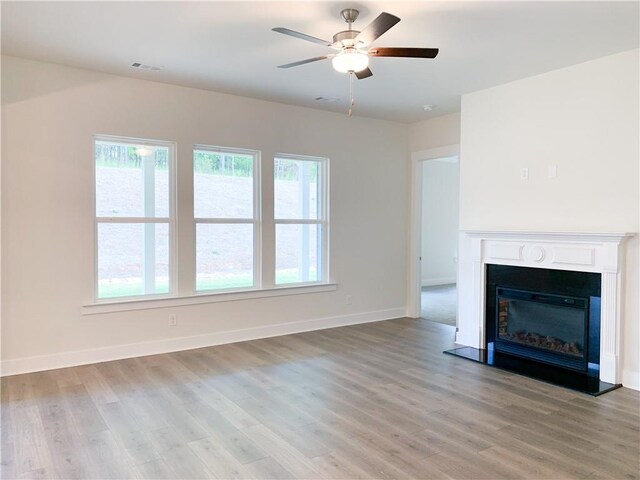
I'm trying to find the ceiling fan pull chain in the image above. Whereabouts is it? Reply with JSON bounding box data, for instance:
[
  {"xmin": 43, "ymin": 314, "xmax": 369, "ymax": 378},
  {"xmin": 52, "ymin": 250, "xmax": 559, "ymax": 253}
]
[{"xmin": 348, "ymin": 72, "xmax": 355, "ymax": 117}]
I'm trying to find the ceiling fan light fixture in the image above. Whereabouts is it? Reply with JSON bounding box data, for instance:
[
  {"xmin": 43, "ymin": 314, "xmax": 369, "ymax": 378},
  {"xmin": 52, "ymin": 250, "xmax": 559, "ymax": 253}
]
[{"xmin": 332, "ymin": 48, "xmax": 369, "ymax": 73}]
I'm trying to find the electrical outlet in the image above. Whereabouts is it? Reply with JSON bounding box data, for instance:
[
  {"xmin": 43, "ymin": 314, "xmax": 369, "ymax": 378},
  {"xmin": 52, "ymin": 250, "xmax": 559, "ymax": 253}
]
[
  {"xmin": 345, "ymin": 295, "xmax": 353, "ymax": 305},
  {"xmin": 169, "ymin": 314, "xmax": 177, "ymax": 326}
]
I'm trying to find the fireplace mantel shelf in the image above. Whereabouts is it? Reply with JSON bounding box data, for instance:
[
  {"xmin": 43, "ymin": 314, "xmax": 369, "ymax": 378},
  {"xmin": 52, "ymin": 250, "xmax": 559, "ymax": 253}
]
[{"xmin": 462, "ymin": 230, "xmax": 635, "ymax": 243}]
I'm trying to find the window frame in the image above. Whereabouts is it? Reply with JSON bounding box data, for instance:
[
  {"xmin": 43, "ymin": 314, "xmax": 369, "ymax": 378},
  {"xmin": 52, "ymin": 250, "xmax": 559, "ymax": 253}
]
[
  {"xmin": 93, "ymin": 134, "xmax": 177, "ymax": 302},
  {"xmin": 193, "ymin": 144, "xmax": 262, "ymax": 294},
  {"xmin": 86, "ymin": 140, "xmax": 334, "ymax": 313},
  {"xmin": 274, "ymin": 153, "xmax": 329, "ymax": 286}
]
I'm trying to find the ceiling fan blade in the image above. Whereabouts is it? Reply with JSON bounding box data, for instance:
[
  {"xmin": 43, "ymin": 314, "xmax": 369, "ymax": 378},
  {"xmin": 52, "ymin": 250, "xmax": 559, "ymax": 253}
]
[
  {"xmin": 354, "ymin": 12, "xmax": 400, "ymax": 46},
  {"xmin": 368, "ymin": 47, "xmax": 439, "ymax": 58},
  {"xmin": 355, "ymin": 67, "xmax": 373, "ymax": 80},
  {"xmin": 277, "ymin": 55, "xmax": 332, "ymax": 69},
  {"xmin": 272, "ymin": 27, "xmax": 332, "ymax": 47}
]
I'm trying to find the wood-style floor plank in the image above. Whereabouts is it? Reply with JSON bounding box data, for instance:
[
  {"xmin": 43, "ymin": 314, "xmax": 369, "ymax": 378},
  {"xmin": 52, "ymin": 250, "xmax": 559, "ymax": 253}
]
[{"xmin": 2, "ymin": 318, "xmax": 639, "ymax": 479}]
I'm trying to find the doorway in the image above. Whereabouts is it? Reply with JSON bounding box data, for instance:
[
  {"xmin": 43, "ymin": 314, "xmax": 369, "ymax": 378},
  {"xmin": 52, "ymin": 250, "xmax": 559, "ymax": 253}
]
[
  {"xmin": 420, "ymin": 156, "xmax": 459, "ymax": 325},
  {"xmin": 408, "ymin": 145, "xmax": 460, "ymax": 326}
]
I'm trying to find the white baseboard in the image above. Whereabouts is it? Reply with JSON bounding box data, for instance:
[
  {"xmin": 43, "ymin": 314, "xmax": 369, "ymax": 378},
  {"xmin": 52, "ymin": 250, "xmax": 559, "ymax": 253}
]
[
  {"xmin": 421, "ymin": 277, "xmax": 456, "ymax": 287},
  {"xmin": 623, "ymin": 369, "xmax": 640, "ymax": 391},
  {"xmin": 0, "ymin": 307, "xmax": 405, "ymax": 377}
]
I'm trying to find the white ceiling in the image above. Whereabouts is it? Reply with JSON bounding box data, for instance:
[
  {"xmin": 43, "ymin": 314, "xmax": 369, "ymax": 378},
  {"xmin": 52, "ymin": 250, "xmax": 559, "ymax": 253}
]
[{"xmin": 2, "ymin": 1, "xmax": 638, "ymax": 123}]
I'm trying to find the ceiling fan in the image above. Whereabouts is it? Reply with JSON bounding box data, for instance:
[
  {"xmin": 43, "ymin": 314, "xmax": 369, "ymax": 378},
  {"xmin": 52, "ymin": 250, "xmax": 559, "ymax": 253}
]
[{"xmin": 272, "ymin": 8, "xmax": 439, "ymax": 80}]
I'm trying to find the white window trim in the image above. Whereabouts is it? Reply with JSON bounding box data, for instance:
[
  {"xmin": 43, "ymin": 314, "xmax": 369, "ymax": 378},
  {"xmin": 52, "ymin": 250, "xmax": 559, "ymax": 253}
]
[
  {"xmin": 93, "ymin": 135, "xmax": 177, "ymax": 303},
  {"xmin": 193, "ymin": 145, "xmax": 262, "ymax": 294},
  {"xmin": 86, "ymin": 143, "xmax": 334, "ymax": 313},
  {"xmin": 274, "ymin": 153, "xmax": 329, "ymax": 286}
]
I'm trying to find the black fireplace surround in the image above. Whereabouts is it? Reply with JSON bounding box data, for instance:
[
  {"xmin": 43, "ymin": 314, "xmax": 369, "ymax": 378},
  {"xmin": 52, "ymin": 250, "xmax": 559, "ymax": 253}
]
[
  {"xmin": 444, "ymin": 264, "xmax": 620, "ymax": 395},
  {"xmin": 486, "ymin": 265, "xmax": 601, "ymax": 376}
]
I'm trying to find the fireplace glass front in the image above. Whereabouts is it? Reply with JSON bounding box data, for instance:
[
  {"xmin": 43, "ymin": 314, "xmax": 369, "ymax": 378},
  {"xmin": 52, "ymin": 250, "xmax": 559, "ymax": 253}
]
[{"xmin": 495, "ymin": 287, "xmax": 589, "ymax": 372}]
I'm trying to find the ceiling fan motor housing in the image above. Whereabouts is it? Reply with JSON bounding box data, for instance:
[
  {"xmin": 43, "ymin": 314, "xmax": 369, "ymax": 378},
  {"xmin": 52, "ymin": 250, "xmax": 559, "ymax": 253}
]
[{"xmin": 333, "ymin": 30, "xmax": 360, "ymax": 46}]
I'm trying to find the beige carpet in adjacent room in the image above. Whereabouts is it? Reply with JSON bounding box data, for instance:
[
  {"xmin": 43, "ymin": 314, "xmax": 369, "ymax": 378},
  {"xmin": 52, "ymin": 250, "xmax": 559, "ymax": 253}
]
[{"xmin": 421, "ymin": 283, "xmax": 457, "ymax": 326}]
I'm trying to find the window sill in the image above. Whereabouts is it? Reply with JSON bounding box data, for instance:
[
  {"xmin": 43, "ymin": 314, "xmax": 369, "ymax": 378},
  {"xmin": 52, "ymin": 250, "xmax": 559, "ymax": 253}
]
[{"xmin": 81, "ymin": 283, "xmax": 337, "ymax": 315}]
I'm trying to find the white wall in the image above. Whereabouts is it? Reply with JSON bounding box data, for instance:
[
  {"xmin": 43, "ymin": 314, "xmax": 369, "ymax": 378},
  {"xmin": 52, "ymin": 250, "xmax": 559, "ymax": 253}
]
[
  {"xmin": 409, "ymin": 113, "xmax": 460, "ymax": 152},
  {"xmin": 1, "ymin": 56, "xmax": 409, "ymax": 374},
  {"xmin": 459, "ymin": 49, "xmax": 640, "ymax": 389},
  {"xmin": 421, "ymin": 160, "xmax": 459, "ymax": 285}
]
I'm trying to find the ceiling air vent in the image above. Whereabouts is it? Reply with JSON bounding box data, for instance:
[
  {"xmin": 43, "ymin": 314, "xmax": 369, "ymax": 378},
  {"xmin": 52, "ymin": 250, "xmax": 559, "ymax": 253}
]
[
  {"xmin": 314, "ymin": 96, "xmax": 339, "ymax": 103},
  {"xmin": 130, "ymin": 62, "xmax": 163, "ymax": 72}
]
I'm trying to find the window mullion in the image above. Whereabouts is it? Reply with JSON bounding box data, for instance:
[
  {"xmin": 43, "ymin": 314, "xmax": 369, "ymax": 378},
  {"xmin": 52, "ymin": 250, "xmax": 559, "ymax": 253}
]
[
  {"xmin": 195, "ymin": 218, "xmax": 255, "ymax": 224},
  {"xmin": 254, "ymin": 152, "xmax": 262, "ymax": 289},
  {"xmin": 273, "ymin": 219, "xmax": 322, "ymax": 225},
  {"xmin": 261, "ymin": 152, "xmax": 276, "ymax": 289},
  {"xmin": 96, "ymin": 217, "xmax": 170, "ymax": 224}
]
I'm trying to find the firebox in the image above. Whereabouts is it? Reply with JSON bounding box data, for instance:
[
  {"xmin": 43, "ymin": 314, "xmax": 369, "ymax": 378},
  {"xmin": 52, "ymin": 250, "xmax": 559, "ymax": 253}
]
[{"xmin": 495, "ymin": 287, "xmax": 589, "ymax": 372}]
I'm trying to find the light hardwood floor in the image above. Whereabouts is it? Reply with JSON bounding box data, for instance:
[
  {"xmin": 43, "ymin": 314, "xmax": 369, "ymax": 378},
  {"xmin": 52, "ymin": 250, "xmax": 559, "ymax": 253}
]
[{"xmin": 1, "ymin": 318, "xmax": 639, "ymax": 479}]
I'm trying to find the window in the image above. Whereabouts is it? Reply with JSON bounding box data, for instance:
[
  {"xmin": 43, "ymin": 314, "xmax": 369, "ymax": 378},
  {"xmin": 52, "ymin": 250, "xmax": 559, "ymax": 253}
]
[
  {"xmin": 94, "ymin": 136, "xmax": 175, "ymax": 299},
  {"xmin": 194, "ymin": 146, "xmax": 260, "ymax": 292},
  {"xmin": 274, "ymin": 155, "xmax": 328, "ymax": 285},
  {"xmin": 91, "ymin": 138, "xmax": 330, "ymax": 309}
]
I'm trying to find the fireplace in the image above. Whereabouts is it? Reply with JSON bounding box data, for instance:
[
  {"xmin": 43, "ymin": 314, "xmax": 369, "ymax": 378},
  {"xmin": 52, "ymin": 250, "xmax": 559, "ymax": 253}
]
[{"xmin": 448, "ymin": 230, "xmax": 631, "ymax": 394}]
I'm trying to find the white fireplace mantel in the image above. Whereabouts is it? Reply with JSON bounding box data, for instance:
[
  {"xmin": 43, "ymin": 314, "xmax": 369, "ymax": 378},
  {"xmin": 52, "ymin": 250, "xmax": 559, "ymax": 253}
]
[{"xmin": 456, "ymin": 230, "xmax": 634, "ymax": 384}]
